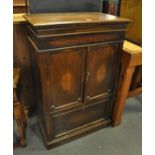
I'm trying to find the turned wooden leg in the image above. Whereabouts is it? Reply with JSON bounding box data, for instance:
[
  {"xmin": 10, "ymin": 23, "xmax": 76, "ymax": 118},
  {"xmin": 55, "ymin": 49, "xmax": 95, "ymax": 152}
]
[
  {"xmin": 112, "ymin": 66, "xmax": 135, "ymax": 126},
  {"xmin": 13, "ymin": 68, "xmax": 28, "ymax": 148},
  {"xmin": 14, "ymin": 102, "xmax": 28, "ymax": 147},
  {"xmin": 16, "ymin": 120, "xmax": 27, "ymax": 147}
]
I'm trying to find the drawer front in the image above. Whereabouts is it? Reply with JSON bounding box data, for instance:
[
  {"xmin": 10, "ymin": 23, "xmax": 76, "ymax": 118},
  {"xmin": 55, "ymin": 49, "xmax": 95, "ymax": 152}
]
[
  {"xmin": 52, "ymin": 100, "xmax": 112, "ymax": 136},
  {"xmin": 30, "ymin": 31, "xmax": 124, "ymax": 51}
]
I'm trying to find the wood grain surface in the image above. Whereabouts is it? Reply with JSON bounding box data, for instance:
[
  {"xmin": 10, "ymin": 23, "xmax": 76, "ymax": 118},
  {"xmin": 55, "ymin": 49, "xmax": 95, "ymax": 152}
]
[
  {"xmin": 24, "ymin": 12, "xmax": 129, "ymax": 27},
  {"xmin": 120, "ymin": 0, "xmax": 142, "ymax": 45}
]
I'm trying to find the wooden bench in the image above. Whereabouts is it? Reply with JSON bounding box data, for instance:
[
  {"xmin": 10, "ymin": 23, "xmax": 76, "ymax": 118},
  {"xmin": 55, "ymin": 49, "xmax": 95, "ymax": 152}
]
[{"xmin": 112, "ymin": 40, "xmax": 142, "ymax": 126}]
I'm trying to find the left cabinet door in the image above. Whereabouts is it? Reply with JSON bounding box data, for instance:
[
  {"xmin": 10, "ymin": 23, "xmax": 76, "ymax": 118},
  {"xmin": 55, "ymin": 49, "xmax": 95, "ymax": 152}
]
[{"xmin": 38, "ymin": 48, "xmax": 85, "ymax": 111}]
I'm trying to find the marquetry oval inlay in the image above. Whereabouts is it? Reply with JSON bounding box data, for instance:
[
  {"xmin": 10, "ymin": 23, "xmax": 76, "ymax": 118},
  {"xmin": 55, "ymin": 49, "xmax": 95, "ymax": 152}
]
[
  {"xmin": 96, "ymin": 64, "xmax": 106, "ymax": 83},
  {"xmin": 61, "ymin": 72, "xmax": 72, "ymax": 92}
]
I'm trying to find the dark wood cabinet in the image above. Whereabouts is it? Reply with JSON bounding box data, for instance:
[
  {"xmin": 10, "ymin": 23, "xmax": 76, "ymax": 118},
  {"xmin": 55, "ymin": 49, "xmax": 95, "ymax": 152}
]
[{"xmin": 24, "ymin": 12, "xmax": 129, "ymax": 148}]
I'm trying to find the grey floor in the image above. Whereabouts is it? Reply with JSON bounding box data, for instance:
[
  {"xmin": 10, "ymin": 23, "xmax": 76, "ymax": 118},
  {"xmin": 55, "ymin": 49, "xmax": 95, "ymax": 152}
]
[{"xmin": 14, "ymin": 95, "xmax": 142, "ymax": 155}]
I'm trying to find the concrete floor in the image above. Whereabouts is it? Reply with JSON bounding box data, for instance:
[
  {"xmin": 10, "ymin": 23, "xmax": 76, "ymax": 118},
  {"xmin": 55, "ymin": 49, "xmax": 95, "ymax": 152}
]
[{"xmin": 14, "ymin": 95, "xmax": 142, "ymax": 155}]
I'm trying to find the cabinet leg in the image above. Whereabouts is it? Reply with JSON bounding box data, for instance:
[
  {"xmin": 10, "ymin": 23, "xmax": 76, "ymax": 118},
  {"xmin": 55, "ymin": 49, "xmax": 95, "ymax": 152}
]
[{"xmin": 112, "ymin": 66, "xmax": 135, "ymax": 126}]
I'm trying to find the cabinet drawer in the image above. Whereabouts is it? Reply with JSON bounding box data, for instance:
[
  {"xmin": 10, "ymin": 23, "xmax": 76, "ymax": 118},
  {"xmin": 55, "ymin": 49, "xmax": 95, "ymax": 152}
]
[
  {"xmin": 30, "ymin": 31, "xmax": 124, "ymax": 51},
  {"xmin": 51, "ymin": 99, "xmax": 112, "ymax": 136}
]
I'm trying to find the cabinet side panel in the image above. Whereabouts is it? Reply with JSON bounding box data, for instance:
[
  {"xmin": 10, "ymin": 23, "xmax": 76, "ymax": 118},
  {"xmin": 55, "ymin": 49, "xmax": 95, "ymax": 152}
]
[{"xmin": 29, "ymin": 43, "xmax": 54, "ymax": 141}]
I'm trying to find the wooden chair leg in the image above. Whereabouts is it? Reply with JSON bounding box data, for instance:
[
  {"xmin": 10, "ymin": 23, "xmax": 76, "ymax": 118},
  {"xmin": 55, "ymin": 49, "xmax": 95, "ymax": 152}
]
[
  {"xmin": 14, "ymin": 68, "xmax": 28, "ymax": 148},
  {"xmin": 16, "ymin": 120, "xmax": 27, "ymax": 147},
  {"xmin": 130, "ymin": 66, "xmax": 142, "ymax": 90},
  {"xmin": 112, "ymin": 66, "xmax": 135, "ymax": 126}
]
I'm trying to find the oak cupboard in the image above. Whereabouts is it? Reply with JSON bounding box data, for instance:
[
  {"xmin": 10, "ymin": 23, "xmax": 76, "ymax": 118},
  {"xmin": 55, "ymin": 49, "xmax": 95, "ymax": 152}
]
[{"xmin": 24, "ymin": 13, "xmax": 129, "ymax": 148}]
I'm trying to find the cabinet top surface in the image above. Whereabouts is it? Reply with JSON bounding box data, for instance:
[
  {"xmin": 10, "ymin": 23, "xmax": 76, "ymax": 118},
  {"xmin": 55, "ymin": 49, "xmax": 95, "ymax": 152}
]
[{"xmin": 24, "ymin": 12, "xmax": 129, "ymax": 27}]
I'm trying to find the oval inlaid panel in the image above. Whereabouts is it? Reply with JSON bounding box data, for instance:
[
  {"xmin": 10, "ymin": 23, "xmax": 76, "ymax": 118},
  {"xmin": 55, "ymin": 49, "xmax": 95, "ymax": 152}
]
[
  {"xmin": 61, "ymin": 72, "xmax": 72, "ymax": 92},
  {"xmin": 96, "ymin": 63, "xmax": 106, "ymax": 83}
]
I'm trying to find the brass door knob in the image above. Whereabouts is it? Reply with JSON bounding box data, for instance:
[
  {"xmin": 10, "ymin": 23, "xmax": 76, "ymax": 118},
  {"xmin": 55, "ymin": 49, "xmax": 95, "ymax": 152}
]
[
  {"xmin": 77, "ymin": 98, "xmax": 81, "ymax": 102},
  {"xmin": 87, "ymin": 72, "xmax": 90, "ymax": 76},
  {"xmin": 51, "ymin": 105, "xmax": 56, "ymax": 109},
  {"xmin": 107, "ymin": 89, "xmax": 111, "ymax": 93},
  {"xmin": 86, "ymin": 96, "xmax": 90, "ymax": 100},
  {"xmin": 86, "ymin": 71, "xmax": 90, "ymax": 82}
]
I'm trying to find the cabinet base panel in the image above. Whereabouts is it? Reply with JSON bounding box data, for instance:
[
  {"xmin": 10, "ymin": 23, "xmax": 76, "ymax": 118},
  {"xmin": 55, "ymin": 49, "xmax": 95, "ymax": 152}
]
[{"xmin": 38, "ymin": 118, "xmax": 112, "ymax": 149}]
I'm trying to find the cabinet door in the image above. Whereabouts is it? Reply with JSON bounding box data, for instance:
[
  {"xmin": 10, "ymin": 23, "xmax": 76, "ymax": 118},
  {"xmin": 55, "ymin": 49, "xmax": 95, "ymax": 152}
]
[
  {"xmin": 48, "ymin": 48, "xmax": 86, "ymax": 109},
  {"xmin": 84, "ymin": 43, "xmax": 120, "ymax": 103}
]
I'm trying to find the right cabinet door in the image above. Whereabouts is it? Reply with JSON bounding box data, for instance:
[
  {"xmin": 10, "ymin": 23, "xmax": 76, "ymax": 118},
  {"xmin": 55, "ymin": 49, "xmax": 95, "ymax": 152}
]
[{"xmin": 84, "ymin": 43, "xmax": 120, "ymax": 103}]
